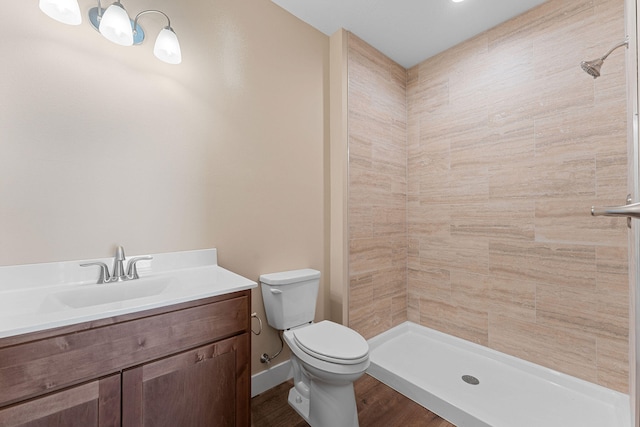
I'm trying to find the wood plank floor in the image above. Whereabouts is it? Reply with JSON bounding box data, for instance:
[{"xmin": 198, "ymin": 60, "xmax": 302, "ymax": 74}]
[{"xmin": 251, "ymin": 374, "xmax": 456, "ymax": 427}]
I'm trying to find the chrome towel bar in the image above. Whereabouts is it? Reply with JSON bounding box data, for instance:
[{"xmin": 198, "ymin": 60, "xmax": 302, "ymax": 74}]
[
  {"xmin": 591, "ymin": 195, "xmax": 635, "ymax": 227},
  {"xmin": 591, "ymin": 202, "xmax": 640, "ymax": 218}
]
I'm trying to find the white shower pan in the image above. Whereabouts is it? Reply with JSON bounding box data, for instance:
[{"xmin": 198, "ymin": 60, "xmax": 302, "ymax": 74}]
[{"xmin": 367, "ymin": 322, "xmax": 630, "ymax": 427}]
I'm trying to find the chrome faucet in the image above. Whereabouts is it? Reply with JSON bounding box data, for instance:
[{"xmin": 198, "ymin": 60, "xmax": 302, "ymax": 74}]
[{"xmin": 80, "ymin": 246, "xmax": 153, "ymax": 284}]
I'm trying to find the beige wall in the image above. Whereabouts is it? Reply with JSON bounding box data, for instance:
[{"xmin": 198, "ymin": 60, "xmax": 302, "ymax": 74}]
[
  {"xmin": 1, "ymin": 0, "xmax": 329, "ymax": 374},
  {"xmin": 347, "ymin": 33, "xmax": 408, "ymax": 338},
  {"xmin": 408, "ymin": 0, "xmax": 628, "ymax": 392},
  {"xmin": 347, "ymin": 0, "xmax": 629, "ymax": 393}
]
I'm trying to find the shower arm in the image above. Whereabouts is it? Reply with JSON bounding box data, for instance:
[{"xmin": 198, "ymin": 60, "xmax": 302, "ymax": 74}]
[
  {"xmin": 581, "ymin": 37, "xmax": 629, "ymax": 78},
  {"xmin": 599, "ymin": 38, "xmax": 629, "ymax": 61}
]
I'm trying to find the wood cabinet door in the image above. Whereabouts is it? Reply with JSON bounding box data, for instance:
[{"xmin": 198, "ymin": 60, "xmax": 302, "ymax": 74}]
[
  {"xmin": 0, "ymin": 374, "xmax": 120, "ymax": 427},
  {"xmin": 122, "ymin": 334, "xmax": 250, "ymax": 427}
]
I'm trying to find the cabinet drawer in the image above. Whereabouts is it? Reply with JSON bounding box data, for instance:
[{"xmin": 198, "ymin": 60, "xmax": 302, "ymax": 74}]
[{"xmin": 0, "ymin": 292, "xmax": 249, "ymax": 407}]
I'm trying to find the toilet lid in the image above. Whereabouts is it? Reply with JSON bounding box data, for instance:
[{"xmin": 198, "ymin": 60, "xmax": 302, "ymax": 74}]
[{"xmin": 293, "ymin": 321, "xmax": 369, "ymax": 364}]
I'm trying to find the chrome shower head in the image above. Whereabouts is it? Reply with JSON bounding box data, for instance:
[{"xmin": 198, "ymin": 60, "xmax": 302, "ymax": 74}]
[
  {"xmin": 580, "ymin": 38, "xmax": 628, "ymax": 79},
  {"xmin": 580, "ymin": 58, "xmax": 604, "ymax": 78}
]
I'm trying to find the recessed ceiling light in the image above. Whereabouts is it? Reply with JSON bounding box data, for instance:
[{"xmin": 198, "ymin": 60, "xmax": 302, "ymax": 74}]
[{"xmin": 452, "ymin": 0, "xmax": 464, "ymax": 3}]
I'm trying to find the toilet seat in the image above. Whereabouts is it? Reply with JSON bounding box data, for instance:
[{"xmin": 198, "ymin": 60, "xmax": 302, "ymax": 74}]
[{"xmin": 292, "ymin": 321, "xmax": 369, "ymax": 365}]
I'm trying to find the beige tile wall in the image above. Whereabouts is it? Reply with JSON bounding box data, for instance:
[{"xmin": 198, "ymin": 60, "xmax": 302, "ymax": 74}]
[
  {"xmin": 348, "ymin": 0, "xmax": 629, "ymax": 392},
  {"xmin": 348, "ymin": 33, "xmax": 408, "ymax": 339}
]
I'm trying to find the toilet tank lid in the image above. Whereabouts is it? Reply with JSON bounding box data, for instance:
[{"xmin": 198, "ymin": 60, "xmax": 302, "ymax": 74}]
[{"xmin": 259, "ymin": 268, "xmax": 320, "ymax": 285}]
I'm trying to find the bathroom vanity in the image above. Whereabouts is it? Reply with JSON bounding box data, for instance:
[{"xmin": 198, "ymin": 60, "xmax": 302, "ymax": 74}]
[{"xmin": 0, "ymin": 249, "xmax": 256, "ymax": 427}]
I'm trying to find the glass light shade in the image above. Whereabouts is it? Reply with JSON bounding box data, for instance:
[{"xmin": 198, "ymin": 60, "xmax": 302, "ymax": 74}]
[
  {"xmin": 154, "ymin": 27, "xmax": 182, "ymax": 64},
  {"xmin": 39, "ymin": 0, "xmax": 82, "ymax": 25},
  {"xmin": 99, "ymin": 2, "xmax": 133, "ymax": 46}
]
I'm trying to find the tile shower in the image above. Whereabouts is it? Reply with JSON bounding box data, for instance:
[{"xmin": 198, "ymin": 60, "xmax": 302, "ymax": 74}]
[{"xmin": 347, "ymin": 0, "xmax": 629, "ymax": 394}]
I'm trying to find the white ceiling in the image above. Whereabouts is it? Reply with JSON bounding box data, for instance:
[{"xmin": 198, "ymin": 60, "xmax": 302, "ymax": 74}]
[{"xmin": 271, "ymin": 0, "xmax": 549, "ymax": 68}]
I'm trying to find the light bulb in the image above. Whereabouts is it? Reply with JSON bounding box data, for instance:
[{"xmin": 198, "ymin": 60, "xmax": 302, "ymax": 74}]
[
  {"xmin": 99, "ymin": 2, "xmax": 133, "ymax": 46},
  {"xmin": 154, "ymin": 27, "xmax": 182, "ymax": 64},
  {"xmin": 39, "ymin": 0, "xmax": 82, "ymax": 25}
]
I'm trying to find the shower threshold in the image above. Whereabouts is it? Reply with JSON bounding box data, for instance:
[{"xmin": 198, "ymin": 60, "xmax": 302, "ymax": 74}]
[{"xmin": 367, "ymin": 322, "xmax": 630, "ymax": 427}]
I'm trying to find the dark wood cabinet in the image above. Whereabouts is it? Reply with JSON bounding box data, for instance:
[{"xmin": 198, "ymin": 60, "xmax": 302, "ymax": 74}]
[
  {"xmin": 0, "ymin": 290, "xmax": 250, "ymax": 427},
  {"xmin": 0, "ymin": 374, "xmax": 120, "ymax": 427},
  {"xmin": 123, "ymin": 335, "xmax": 249, "ymax": 427}
]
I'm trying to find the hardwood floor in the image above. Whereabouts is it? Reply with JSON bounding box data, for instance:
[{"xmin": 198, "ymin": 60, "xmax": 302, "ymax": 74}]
[{"xmin": 251, "ymin": 374, "xmax": 456, "ymax": 427}]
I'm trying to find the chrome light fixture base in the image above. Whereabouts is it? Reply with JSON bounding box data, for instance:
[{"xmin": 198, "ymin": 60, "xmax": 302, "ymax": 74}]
[{"xmin": 88, "ymin": 7, "xmax": 145, "ymax": 44}]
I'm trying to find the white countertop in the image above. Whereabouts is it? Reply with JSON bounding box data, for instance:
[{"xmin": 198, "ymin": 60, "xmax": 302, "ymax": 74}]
[{"xmin": 0, "ymin": 248, "xmax": 256, "ymax": 339}]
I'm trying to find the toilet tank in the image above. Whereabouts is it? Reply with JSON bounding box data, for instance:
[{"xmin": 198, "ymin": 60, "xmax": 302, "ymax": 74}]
[{"xmin": 260, "ymin": 269, "xmax": 321, "ymax": 330}]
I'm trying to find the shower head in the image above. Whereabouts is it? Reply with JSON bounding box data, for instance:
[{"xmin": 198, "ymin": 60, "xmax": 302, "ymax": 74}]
[
  {"xmin": 580, "ymin": 58, "xmax": 604, "ymax": 78},
  {"xmin": 580, "ymin": 38, "xmax": 629, "ymax": 79}
]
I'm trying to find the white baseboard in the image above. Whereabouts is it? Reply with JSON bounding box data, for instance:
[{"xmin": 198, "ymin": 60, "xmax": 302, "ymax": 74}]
[{"xmin": 251, "ymin": 359, "xmax": 293, "ymax": 397}]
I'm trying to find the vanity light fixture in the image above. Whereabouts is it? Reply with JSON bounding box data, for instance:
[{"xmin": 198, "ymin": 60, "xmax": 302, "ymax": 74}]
[
  {"xmin": 87, "ymin": 0, "xmax": 182, "ymax": 64},
  {"xmin": 135, "ymin": 10, "xmax": 182, "ymax": 65},
  {"xmin": 40, "ymin": 0, "xmax": 182, "ymax": 64},
  {"xmin": 39, "ymin": 0, "xmax": 82, "ymax": 25},
  {"xmin": 95, "ymin": 1, "xmax": 133, "ymax": 46}
]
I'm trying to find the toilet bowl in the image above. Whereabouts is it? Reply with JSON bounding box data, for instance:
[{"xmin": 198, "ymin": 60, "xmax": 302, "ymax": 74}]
[
  {"xmin": 259, "ymin": 269, "xmax": 370, "ymax": 427},
  {"xmin": 285, "ymin": 321, "xmax": 370, "ymax": 427}
]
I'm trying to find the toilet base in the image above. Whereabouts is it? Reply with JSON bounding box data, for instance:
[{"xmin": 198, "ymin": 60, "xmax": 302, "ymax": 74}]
[
  {"xmin": 288, "ymin": 387, "xmax": 310, "ymax": 420},
  {"xmin": 287, "ymin": 382, "xmax": 359, "ymax": 427}
]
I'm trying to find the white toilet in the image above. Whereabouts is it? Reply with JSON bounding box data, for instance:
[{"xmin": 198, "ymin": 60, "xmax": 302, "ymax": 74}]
[{"xmin": 260, "ymin": 269, "xmax": 370, "ymax": 427}]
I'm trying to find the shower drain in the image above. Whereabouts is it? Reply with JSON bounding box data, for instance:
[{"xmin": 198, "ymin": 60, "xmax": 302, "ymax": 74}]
[{"xmin": 462, "ymin": 375, "xmax": 480, "ymax": 385}]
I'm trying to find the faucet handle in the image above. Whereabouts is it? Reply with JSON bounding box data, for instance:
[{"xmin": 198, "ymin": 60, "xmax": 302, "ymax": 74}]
[
  {"xmin": 126, "ymin": 256, "xmax": 153, "ymax": 280},
  {"xmin": 80, "ymin": 261, "xmax": 111, "ymax": 284}
]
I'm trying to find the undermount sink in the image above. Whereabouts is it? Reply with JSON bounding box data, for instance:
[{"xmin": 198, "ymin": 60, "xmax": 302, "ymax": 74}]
[{"xmin": 52, "ymin": 276, "xmax": 179, "ymax": 309}]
